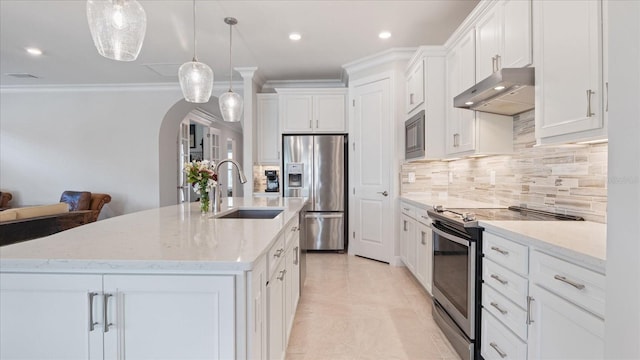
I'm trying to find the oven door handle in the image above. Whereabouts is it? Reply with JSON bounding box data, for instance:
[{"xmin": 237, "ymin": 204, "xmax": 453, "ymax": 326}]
[{"xmin": 432, "ymin": 226, "xmax": 470, "ymax": 247}]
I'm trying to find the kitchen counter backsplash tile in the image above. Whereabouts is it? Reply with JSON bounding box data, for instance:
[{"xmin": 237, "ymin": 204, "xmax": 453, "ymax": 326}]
[
  {"xmin": 402, "ymin": 111, "xmax": 608, "ymax": 223},
  {"xmin": 253, "ymin": 165, "xmax": 280, "ymax": 192}
]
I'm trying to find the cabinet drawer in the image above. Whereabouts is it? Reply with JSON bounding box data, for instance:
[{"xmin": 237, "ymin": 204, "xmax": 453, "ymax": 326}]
[
  {"xmin": 530, "ymin": 250, "xmax": 605, "ymax": 317},
  {"xmin": 483, "ymin": 258, "xmax": 528, "ymax": 309},
  {"xmin": 481, "ymin": 309, "xmax": 527, "ymax": 360},
  {"xmin": 400, "ymin": 202, "xmax": 416, "ymax": 218},
  {"xmin": 268, "ymin": 235, "xmax": 286, "ymax": 278},
  {"xmin": 415, "ymin": 207, "xmax": 431, "ymax": 226},
  {"xmin": 483, "ymin": 232, "xmax": 529, "ymax": 276},
  {"xmin": 284, "ymin": 218, "xmax": 300, "ymax": 248},
  {"xmin": 482, "ymin": 284, "xmax": 528, "ymax": 340}
]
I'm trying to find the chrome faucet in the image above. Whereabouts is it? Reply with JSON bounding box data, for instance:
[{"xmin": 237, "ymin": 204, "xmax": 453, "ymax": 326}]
[{"xmin": 213, "ymin": 159, "xmax": 248, "ymax": 213}]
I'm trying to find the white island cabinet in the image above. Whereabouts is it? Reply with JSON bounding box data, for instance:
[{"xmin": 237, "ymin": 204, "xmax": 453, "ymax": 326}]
[{"xmin": 0, "ymin": 196, "xmax": 307, "ymax": 360}]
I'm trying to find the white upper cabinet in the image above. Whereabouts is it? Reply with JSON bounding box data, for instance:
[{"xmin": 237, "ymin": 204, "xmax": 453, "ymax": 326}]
[
  {"xmin": 256, "ymin": 94, "xmax": 280, "ymax": 165},
  {"xmin": 476, "ymin": 0, "xmax": 532, "ymax": 81},
  {"xmin": 406, "ymin": 58, "xmax": 425, "ymax": 114},
  {"xmin": 278, "ymin": 88, "xmax": 347, "ymax": 133},
  {"xmin": 404, "ymin": 47, "xmax": 447, "ymax": 161},
  {"xmin": 534, "ymin": 0, "xmax": 607, "ymax": 144}
]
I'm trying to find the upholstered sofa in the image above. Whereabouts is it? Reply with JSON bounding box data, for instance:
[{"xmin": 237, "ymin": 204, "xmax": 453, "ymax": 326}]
[{"xmin": 0, "ymin": 191, "xmax": 111, "ymax": 246}]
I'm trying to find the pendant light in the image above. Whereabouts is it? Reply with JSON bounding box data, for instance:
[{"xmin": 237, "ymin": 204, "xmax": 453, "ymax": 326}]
[
  {"xmin": 219, "ymin": 17, "xmax": 244, "ymax": 122},
  {"xmin": 179, "ymin": 0, "xmax": 214, "ymax": 103},
  {"xmin": 86, "ymin": 0, "xmax": 147, "ymax": 61}
]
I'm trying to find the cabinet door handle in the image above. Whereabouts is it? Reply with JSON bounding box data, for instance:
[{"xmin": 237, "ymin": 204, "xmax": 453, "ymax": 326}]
[
  {"xmin": 554, "ymin": 275, "xmax": 586, "ymax": 290},
  {"xmin": 277, "ymin": 269, "xmax": 287, "ymax": 281},
  {"xmin": 586, "ymin": 89, "xmax": 595, "ymax": 117},
  {"xmin": 103, "ymin": 293, "xmax": 113, "ymax": 333},
  {"xmin": 490, "ymin": 342, "xmax": 507, "ymax": 358},
  {"xmin": 403, "ymin": 220, "xmax": 408, "ymax": 231},
  {"xmin": 409, "ymin": 93, "xmax": 414, "ymax": 105},
  {"xmin": 88, "ymin": 292, "xmax": 99, "ymax": 332},
  {"xmin": 294, "ymin": 246, "xmax": 299, "ymax": 265},
  {"xmin": 526, "ymin": 295, "xmax": 534, "ymax": 325},
  {"xmin": 490, "ymin": 273, "xmax": 508, "ymax": 285},
  {"xmin": 274, "ymin": 248, "xmax": 284, "ymax": 258},
  {"xmin": 492, "ymin": 56, "xmax": 497, "ymax": 73},
  {"xmin": 421, "ymin": 231, "xmax": 426, "ymax": 245},
  {"xmin": 490, "ymin": 301, "xmax": 508, "ymax": 315},
  {"xmin": 309, "ymin": 120, "xmax": 312, "ymax": 129},
  {"xmin": 316, "ymin": 119, "xmax": 319, "ymax": 128},
  {"xmin": 495, "ymin": 54, "xmax": 501, "ymax": 71},
  {"xmin": 490, "ymin": 246, "xmax": 509, "ymax": 255}
]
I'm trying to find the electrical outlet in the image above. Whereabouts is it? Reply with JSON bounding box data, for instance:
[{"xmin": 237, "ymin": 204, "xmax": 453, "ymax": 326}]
[
  {"xmin": 490, "ymin": 170, "xmax": 496, "ymax": 185},
  {"xmin": 408, "ymin": 172, "xmax": 416, "ymax": 183}
]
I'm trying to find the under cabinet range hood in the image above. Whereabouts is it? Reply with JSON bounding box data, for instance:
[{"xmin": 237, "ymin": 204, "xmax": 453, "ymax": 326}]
[{"xmin": 454, "ymin": 67, "xmax": 535, "ymax": 116}]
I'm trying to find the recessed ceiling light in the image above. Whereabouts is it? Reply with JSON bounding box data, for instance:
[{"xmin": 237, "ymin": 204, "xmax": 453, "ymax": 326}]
[
  {"xmin": 465, "ymin": 101, "xmax": 474, "ymax": 105},
  {"xmin": 379, "ymin": 31, "xmax": 391, "ymax": 39},
  {"xmin": 289, "ymin": 33, "xmax": 301, "ymax": 41},
  {"xmin": 25, "ymin": 47, "xmax": 43, "ymax": 56},
  {"xmin": 494, "ymin": 85, "xmax": 506, "ymax": 91}
]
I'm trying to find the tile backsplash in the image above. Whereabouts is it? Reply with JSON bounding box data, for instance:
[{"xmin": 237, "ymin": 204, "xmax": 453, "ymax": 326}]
[{"xmin": 401, "ymin": 111, "xmax": 608, "ymax": 223}]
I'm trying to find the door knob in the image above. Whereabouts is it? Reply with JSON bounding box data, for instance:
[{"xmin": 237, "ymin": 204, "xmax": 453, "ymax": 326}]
[{"xmin": 378, "ymin": 191, "xmax": 389, "ymax": 197}]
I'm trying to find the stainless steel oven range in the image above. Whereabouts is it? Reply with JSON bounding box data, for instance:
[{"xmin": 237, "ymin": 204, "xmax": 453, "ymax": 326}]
[{"xmin": 427, "ymin": 205, "xmax": 584, "ymax": 360}]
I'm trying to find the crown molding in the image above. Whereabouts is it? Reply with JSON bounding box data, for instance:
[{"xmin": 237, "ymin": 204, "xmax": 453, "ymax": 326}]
[
  {"xmin": 0, "ymin": 80, "xmax": 243, "ymax": 93},
  {"xmin": 443, "ymin": 0, "xmax": 493, "ymax": 49},
  {"xmin": 262, "ymin": 79, "xmax": 346, "ymax": 92},
  {"xmin": 342, "ymin": 47, "xmax": 417, "ymax": 76}
]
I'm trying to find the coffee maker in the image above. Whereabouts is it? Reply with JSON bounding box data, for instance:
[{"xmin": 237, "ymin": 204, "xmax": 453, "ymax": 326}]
[{"xmin": 265, "ymin": 170, "xmax": 279, "ymax": 192}]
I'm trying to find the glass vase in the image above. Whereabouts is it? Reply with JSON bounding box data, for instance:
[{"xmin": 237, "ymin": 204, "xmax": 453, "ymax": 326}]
[{"xmin": 200, "ymin": 188, "xmax": 210, "ymax": 214}]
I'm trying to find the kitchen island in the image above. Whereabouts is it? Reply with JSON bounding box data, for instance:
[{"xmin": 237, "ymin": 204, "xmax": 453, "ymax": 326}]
[{"xmin": 0, "ymin": 196, "xmax": 307, "ymax": 360}]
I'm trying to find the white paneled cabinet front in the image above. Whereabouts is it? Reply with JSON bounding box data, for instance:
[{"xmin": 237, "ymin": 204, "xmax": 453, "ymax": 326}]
[
  {"xmin": 527, "ymin": 284, "xmax": 604, "ymax": 359},
  {"xmin": 534, "ymin": 0, "xmax": 607, "ymax": 143},
  {"xmin": 0, "ymin": 273, "xmax": 235, "ymax": 360},
  {"xmin": 257, "ymin": 94, "xmax": 280, "ymax": 164},
  {"xmin": 279, "ymin": 89, "xmax": 347, "ymax": 133},
  {"xmin": 416, "ymin": 221, "xmax": 433, "ymax": 294},
  {"xmin": 267, "ymin": 218, "xmax": 300, "ymax": 360},
  {"xmin": 405, "ymin": 58, "xmax": 425, "ymax": 114},
  {"xmin": 399, "ymin": 201, "xmax": 433, "ymax": 295},
  {"xmin": 476, "ymin": 0, "xmax": 532, "ymax": 81}
]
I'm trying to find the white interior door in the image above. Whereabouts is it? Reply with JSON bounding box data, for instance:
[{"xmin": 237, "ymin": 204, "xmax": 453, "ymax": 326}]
[{"xmin": 351, "ymin": 77, "xmax": 393, "ymax": 263}]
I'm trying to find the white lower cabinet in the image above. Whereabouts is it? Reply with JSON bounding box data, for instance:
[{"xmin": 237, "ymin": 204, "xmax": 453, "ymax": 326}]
[
  {"xmin": 267, "ymin": 218, "xmax": 301, "ymax": 360},
  {"xmin": 527, "ymin": 284, "xmax": 604, "ymax": 360},
  {"xmin": 481, "ymin": 231, "xmax": 606, "ymax": 360},
  {"xmin": 0, "ymin": 273, "xmax": 235, "ymax": 359},
  {"xmin": 399, "ymin": 201, "xmax": 433, "ymax": 295}
]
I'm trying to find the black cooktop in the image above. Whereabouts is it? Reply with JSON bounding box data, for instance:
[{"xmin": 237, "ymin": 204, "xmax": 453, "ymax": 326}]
[{"xmin": 428, "ymin": 205, "xmax": 584, "ymax": 228}]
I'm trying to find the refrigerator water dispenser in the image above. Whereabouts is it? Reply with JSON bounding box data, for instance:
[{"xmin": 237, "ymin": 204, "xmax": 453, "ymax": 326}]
[{"xmin": 287, "ymin": 163, "xmax": 304, "ymax": 188}]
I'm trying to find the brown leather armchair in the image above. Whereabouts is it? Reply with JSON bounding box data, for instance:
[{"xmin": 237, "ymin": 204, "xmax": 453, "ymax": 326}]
[
  {"xmin": 59, "ymin": 191, "xmax": 111, "ymax": 222},
  {"xmin": 0, "ymin": 192, "xmax": 12, "ymax": 210}
]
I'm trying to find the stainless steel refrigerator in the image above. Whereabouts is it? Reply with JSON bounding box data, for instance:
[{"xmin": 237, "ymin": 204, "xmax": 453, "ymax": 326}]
[{"xmin": 283, "ymin": 135, "xmax": 346, "ymax": 250}]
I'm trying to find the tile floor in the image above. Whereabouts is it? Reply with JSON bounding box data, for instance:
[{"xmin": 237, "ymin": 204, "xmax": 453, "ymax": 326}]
[{"xmin": 286, "ymin": 253, "xmax": 462, "ymax": 360}]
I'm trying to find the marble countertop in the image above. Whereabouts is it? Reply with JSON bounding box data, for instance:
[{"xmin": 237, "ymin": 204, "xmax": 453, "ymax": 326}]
[
  {"xmin": 480, "ymin": 220, "xmax": 607, "ymax": 272},
  {"xmin": 400, "ymin": 193, "xmax": 506, "ymax": 209},
  {"xmin": 0, "ymin": 197, "xmax": 307, "ymax": 274}
]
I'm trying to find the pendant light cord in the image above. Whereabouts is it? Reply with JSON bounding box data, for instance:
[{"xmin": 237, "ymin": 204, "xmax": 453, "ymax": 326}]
[
  {"xmin": 192, "ymin": 0, "xmax": 197, "ymax": 62},
  {"xmin": 228, "ymin": 21, "xmax": 233, "ymax": 91}
]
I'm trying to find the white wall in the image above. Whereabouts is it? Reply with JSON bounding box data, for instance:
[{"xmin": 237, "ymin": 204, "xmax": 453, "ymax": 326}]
[
  {"xmin": 0, "ymin": 85, "xmax": 185, "ymax": 216},
  {"xmin": 605, "ymin": 1, "xmax": 640, "ymax": 358}
]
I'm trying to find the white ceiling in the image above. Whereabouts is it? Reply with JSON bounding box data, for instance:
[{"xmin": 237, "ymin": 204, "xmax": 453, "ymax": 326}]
[{"xmin": 0, "ymin": 0, "xmax": 479, "ymax": 87}]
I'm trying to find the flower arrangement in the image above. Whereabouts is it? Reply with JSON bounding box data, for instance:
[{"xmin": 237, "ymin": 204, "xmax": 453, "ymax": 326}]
[{"xmin": 184, "ymin": 160, "xmax": 218, "ymax": 213}]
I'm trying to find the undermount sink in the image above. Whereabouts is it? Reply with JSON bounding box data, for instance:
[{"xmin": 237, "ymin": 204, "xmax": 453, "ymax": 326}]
[{"xmin": 215, "ymin": 208, "xmax": 283, "ymax": 219}]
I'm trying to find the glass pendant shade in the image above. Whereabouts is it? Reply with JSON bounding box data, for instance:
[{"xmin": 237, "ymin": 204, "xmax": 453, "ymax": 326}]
[
  {"xmin": 86, "ymin": 0, "xmax": 147, "ymax": 61},
  {"xmin": 219, "ymin": 90, "xmax": 244, "ymax": 122},
  {"xmin": 179, "ymin": 61, "xmax": 214, "ymax": 103}
]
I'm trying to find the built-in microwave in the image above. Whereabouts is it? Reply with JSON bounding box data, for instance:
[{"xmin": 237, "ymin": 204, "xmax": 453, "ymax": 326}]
[{"xmin": 405, "ymin": 110, "xmax": 425, "ymax": 160}]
